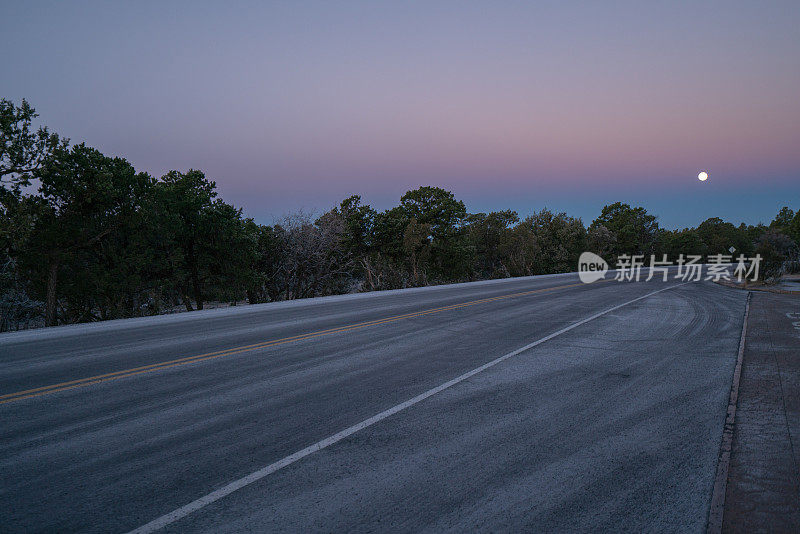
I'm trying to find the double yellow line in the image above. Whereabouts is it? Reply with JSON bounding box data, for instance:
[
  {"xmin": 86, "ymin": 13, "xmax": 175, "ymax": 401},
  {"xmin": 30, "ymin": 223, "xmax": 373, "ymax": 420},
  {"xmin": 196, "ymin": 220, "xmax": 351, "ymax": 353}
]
[{"xmin": 1, "ymin": 280, "xmax": 589, "ymax": 405}]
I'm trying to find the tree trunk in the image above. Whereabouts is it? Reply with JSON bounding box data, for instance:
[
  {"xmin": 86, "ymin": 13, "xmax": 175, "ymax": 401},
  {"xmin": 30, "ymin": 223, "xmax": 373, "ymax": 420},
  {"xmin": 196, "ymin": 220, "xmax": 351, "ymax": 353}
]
[
  {"xmin": 186, "ymin": 240, "xmax": 203, "ymax": 310},
  {"xmin": 190, "ymin": 263, "xmax": 203, "ymax": 310},
  {"xmin": 182, "ymin": 290, "xmax": 194, "ymax": 312},
  {"xmin": 45, "ymin": 258, "xmax": 59, "ymax": 327}
]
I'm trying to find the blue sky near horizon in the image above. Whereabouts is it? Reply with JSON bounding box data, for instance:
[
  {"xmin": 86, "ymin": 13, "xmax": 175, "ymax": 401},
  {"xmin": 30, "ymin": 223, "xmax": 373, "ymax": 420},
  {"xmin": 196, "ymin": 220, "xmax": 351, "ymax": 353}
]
[{"xmin": 2, "ymin": 0, "xmax": 798, "ymax": 229}]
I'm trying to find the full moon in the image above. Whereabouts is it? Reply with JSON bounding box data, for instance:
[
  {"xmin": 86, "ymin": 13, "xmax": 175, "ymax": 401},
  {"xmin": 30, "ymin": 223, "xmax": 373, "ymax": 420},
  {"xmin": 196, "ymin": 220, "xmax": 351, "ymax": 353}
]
[{"xmin": 698, "ymin": 171, "xmax": 708, "ymax": 181}]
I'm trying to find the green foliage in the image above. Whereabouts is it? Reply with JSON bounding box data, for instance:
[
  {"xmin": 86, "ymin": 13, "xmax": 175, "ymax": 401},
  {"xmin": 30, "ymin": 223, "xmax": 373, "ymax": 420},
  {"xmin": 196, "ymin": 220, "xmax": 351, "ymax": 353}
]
[
  {"xmin": 755, "ymin": 230, "xmax": 799, "ymax": 280},
  {"xmin": 658, "ymin": 228, "xmax": 704, "ymax": 259},
  {"xmin": 523, "ymin": 209, "xmax": 586, "ymax": 274},
  {"xmin": 696, "ymin": 217, "xmax": 754, "ymax": 257},
  {"xmin": 494, "ymin": 209, "xmax": 586, "ymax": 276},
  {"xmin": 373, "ymin": 206, "xmax": 409, "ymax": 261},
  {"xmin": 247, "ymin": 223, "xmax": 289, "ymax": 303},
  {"xmin": 465, "ymin": 210, "xmax": 519, "ymax": 278},
  {"xmin": 0, "ymin": 98, "xmax": 67, "ymax": 193},
  {"xmin": 770, "ymin": 206, "xmax": 795, "ymax": 230},
  {"xmin": 400, "ymin": 186, "xmax": 466, "ymax": 238},
  {"xmin": 399, "ymin": 186, "xmax": 470, "ymax": 281},
  {"xmin": 335, "ymin": 195, "xmax": 376, "ymax": 257},
  {"xmin": 589, "ymin": 202, "xmax": 658, "ymax": 259},
  {"xmin": 770, "ymin": 206, "xmax": 800, "ymax": 244},
  {"xmin": 22, "ymin": 144, "xmax": 152, "ymax": 325},
  {"xmin": 152, "ymin": 170, "xmax": 255, "ymax": 310}
]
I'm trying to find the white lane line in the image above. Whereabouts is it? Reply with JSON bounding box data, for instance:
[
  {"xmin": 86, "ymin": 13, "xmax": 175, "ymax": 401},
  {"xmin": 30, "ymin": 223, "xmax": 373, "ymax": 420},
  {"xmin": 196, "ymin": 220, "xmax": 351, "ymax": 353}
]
[{"xmin": 127, "ymin": 282, "xmax": 689, "ymax": 534}]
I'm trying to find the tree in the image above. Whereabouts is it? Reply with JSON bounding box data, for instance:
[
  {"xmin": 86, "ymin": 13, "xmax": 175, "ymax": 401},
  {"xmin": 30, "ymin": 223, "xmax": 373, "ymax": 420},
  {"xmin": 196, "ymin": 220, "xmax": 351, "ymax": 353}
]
[
  {"xmin": 788, "ymin": 211, "xmax": 800, "ymax": 244},
  {"xmin": 742, "ymin": 223, "xmax": 768, "ymax": 248},
  {"xmin": 503, "ymin": 220, "xmax": 542, "ymax": 277},
  {"xmin": 657, "ymin": 228, "xmax": 704, "ymax": 259},
  {"xmin": 465, "ymin": 210, "xmax": 519, "ymax": 278},
  {"xmin": 587, "ymin": 224, "xmax": 616, "ymax": 260},
  {"xmin": 333, "ymin": 195, "xmax": 376, "ymax": 257},
  {"xmin": 399, "ymin": 186, "xmax": 466, "ymax": 238},
  {"xmin": 590, "ymin": 202, "xmax": 658, "ymax": 259},
  {"xmin": 0, "ymin": 188, "xmax": 45, "ymax": 329},
  {"xmin": 203, "ymin": 201, "xmax": 258, "ymax": 303},
  {"xmin": 0, "ymin": 255, "xmax": 41, "ymax": 331},
  {"xmin": 373, "ymin": 205, "xmax": 409, "ymax": 261},
  {"xmin": 25, "ymin": 144, "xmax": 151, "ymax": 325},
  {"xmin": 514, "ymin": 209, "xmax": 586, "ymax": 274},
  {"xmin": 1, "ymin": 99, "xmax": 69, "ymax": 327},
  {"xmin": 696, "ymin": 217, "xmax": 753, "ymax": 257},
  {"xmin": 769, "ymin": 206, "xmax": 800, "ymax": 244},
  {"xmin": 755, "ymin": 230, "xmax": 798, "ymax": 281},
  {"xmin": 1, "ymin": 98, "xmax": 67, "ymax": 194},
  {"xmin": 153, "ymin": 169, "xmax": 253, "ymax": 310},
  {"xmin": 247, "ymin": 223, "xmax": 290, "ymax": 303},
  {"xmin": 280, "ymin": 211, "xmax": 352, "ymax": 299},
  {"xmin": 402, "ymin": 218, "xmax": 433, "ymax": 285},
  {"xmin": 770, "ymin": 206, "xmax": 795, "ymax": 230},
  {"xmin": 399, "ymin": 186, "xmax": 469, "ymax": 279}
]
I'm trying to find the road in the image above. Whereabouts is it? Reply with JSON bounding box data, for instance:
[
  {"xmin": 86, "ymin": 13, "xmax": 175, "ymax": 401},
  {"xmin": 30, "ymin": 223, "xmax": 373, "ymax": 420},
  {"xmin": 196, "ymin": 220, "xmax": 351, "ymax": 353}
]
[{"xmin": 0, "ymin": 273, "xmax": 746, "ymax": 532}]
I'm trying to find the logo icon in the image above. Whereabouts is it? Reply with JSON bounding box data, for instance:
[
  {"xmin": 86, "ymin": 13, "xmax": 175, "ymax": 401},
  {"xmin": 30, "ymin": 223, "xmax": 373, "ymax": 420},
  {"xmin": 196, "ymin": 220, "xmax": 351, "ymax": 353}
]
[{"xmin": 578, "ymin": 252, "xmax": 608, "ymax": 283}]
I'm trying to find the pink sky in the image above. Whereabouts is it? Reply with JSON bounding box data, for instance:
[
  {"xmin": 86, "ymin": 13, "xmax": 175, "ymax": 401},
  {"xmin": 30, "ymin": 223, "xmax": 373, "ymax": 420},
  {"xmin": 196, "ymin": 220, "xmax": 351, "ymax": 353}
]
[{"xmin": 3, "ymin": 1, "xmax": 799, "ymax": 227}]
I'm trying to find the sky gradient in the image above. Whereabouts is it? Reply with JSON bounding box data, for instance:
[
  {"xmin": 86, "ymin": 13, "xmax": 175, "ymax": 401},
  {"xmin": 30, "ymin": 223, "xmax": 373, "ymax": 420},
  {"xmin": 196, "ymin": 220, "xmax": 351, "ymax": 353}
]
[{"xmin": 3, "ymin": 0, "xmax": 799, "ymax": 228}]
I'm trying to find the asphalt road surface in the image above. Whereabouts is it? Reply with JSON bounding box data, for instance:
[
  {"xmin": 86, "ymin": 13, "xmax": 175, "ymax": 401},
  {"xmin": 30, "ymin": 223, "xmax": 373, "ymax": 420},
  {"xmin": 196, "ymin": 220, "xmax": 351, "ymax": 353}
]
[{"xmin": 0, "ymin": 273, "xmax": 747, "ymax": 533}]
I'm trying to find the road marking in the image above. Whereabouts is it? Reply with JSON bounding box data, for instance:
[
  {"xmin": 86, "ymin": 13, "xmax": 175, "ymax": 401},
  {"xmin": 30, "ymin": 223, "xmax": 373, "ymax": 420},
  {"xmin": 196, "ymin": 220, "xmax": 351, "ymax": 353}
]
[
  {"xmin": 706, "ymin": 291, "xmax": 750, "ymax": 534},
  {"xmin": 127, "ymin": 281, "xmax": 688, "ymax": 534},
  {"xmin": 1, "ymin": 280, "xmax": 599, "ymax": 404}
]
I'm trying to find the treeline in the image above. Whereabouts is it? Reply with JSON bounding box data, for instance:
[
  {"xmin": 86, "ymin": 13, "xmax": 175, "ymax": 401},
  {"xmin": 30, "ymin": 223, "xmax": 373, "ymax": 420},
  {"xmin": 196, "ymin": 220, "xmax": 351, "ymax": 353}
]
[{"xmin": 2, "ymin": 99, "xmax": 799, "ymax": 331}]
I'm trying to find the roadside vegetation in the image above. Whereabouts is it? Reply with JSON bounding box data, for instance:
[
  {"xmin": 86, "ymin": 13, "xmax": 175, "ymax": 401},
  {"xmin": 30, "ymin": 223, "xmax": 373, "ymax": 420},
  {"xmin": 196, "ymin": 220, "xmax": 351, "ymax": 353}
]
[{"xmin": 2, "ymin": 98, "xmax": 799, "ymax": 330}]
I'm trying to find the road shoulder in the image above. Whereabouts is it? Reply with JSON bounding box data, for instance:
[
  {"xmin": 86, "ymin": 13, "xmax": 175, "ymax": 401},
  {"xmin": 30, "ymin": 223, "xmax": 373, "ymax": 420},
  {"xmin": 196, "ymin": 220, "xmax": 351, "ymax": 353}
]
[{"xmin": 722, "ymin": 291, "xmax": 800, "ymax": 532}]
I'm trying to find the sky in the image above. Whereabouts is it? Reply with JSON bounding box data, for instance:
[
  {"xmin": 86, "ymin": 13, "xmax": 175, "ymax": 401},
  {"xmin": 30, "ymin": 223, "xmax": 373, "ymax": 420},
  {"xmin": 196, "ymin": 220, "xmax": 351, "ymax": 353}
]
[{"xmin": 2, "ymin": 0, "xmax": 799, "ymax": 228}]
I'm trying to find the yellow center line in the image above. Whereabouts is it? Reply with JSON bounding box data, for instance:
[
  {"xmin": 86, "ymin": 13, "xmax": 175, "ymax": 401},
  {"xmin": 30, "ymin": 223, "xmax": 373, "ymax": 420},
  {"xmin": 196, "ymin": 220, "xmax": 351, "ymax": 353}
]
[{"xmin": 1, "ymin": 279, "xmax": 600, "ymax": 404}]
